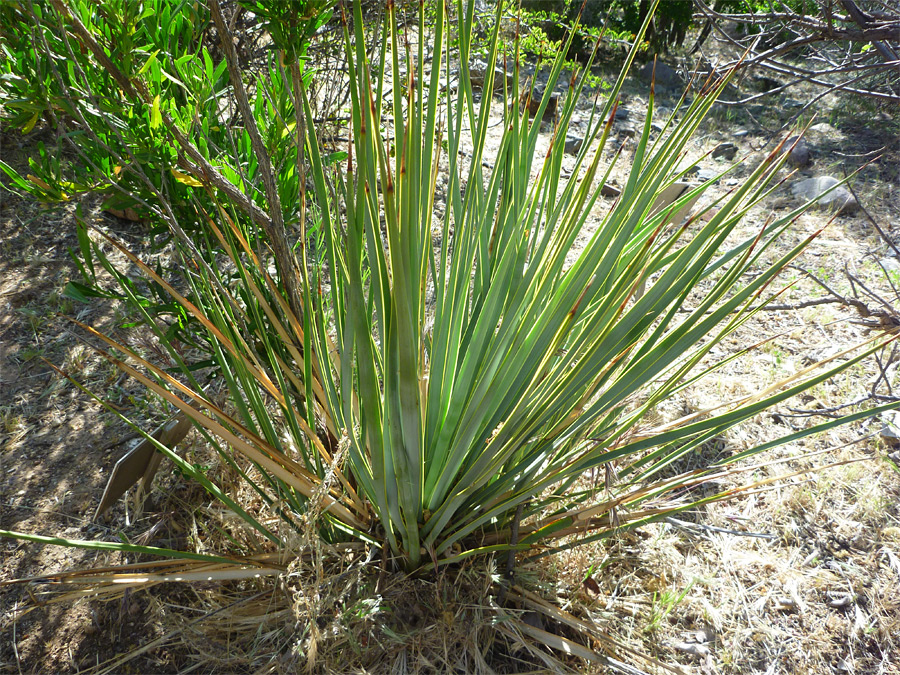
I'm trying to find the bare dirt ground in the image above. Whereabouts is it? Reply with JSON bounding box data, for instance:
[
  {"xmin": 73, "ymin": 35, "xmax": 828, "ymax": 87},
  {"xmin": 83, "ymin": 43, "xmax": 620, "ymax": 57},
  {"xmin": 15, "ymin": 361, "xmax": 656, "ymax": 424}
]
[
  {"xmin": 0, "ymin": 132, "xmax": 183, "ymax": 671},
  {"xmin": 2, "ymin": 29, "xmax": 900, "ymax": 675}
]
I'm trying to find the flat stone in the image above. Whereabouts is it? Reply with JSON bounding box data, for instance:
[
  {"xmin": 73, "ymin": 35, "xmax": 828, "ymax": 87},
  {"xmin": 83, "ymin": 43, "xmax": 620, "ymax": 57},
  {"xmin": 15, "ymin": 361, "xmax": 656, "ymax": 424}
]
[
  {"xmin": 712, "ymin": 142, "xmax": 738, "ymax": 160},
  {"xmin": 522, "ymin": 89, "xmax": 558, "ymax": 120},
  {"xmin": 649, "ymin": 182, "xmax": 698, "ymax": 225},
  {"xmin": 651, "ymin": 108, "xmax": 672, "ymax": 132},
  {"xmin": 791, "ymin": 176, "xmax": 859, "ymax": 214},
  {"xmin": 639, "ymin": 61, "xmax": 681, "ymax": 87},
  {"xmin": 601, "ymin": 183, "xmax": 621, "ymax": 198}
]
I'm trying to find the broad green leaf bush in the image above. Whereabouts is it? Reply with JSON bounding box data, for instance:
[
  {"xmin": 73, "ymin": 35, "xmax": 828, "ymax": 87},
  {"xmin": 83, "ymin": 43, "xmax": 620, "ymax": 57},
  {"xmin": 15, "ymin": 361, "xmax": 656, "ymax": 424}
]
[
  {"xmin": 0, "ymin": 0, "xmax": 330, "ymax": 236},
  {"xmin": 1, "ymin": 0, "xmax": 896, "ymax": 650}
]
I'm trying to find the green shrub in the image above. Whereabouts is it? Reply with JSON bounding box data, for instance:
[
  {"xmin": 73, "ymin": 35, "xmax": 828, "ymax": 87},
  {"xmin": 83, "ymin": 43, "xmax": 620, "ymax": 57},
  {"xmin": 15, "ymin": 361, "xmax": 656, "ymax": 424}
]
[
  {"xmin": 0, "ymin": 0, "xmax": 330, "ymax": 238},
  {"xmin": 520, "ymin": 0, "xmax": 695, "ymax": 54}
]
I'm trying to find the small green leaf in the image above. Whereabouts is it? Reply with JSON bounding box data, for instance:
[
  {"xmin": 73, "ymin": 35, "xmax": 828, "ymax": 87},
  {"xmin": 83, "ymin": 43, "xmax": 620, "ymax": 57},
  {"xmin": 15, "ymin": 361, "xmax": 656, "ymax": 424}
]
[
  {"xmin": 202, "ymin": 47, "xmax": 213, "ymax": 82},
  {"xmin": 159, "ymin": 68, "xmax": 189, "ymax": 93},
  {"xmin": 150, "ymin": 94, "xmax": 161, "ymax": 129},
  {"xmin": 63, "ymin": 281, "xmax": 118, "ymax": 303},
  {"xmin": 21, "ymin": 111, "xmax": 39, "ymax": 134},
  {"xmin": 0, "ymin": 160, "xmax": 34, "ymax": 192},
  {"xmin": 324, "ymin": 151, "xmax": 348, "ymax": 166},
  {"xmin": 75, "ymin": 216, "xmax": 95, "ymax": 278},
  {"xmin": 138, "ymin": 48, "xmax": 160, "ymax": 75}
]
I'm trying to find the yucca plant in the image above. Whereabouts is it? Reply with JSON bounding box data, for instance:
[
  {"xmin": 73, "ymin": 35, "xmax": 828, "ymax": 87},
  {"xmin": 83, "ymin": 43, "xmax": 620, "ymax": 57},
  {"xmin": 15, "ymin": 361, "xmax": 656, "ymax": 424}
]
[{"xmin": 2, "ymin": 0, "xmax": 897, "ymax": 666}]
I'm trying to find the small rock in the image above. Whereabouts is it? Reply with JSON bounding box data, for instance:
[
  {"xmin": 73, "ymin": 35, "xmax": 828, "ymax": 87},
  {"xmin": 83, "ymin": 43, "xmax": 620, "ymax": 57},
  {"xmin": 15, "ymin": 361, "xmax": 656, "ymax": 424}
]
[
  {"xmin": 790, "ymin": 176, "xmax": 859, "ymax": 214},
  {"xmin": 650, "ymin": 107, "xmax": 672, "ymax": 132},
  {"xmin": 617, "ymin": 122, "xmax": 637, "ymax": 138},
  {"xmin": 468, "ymin": 60, "xmax": 488, "ymax": 86},
  {"xmin": 879, "ymin": 257, "xmax": 900, "ymax": 274},
  {"xmin": 468, "ymin": 60, "xmax": 513, "ymax": 90},
  {"xmin": 601, "ymin": 183, "xmax": 622, "ymax": 198},
  {"xmin": 639, "ymin": 61, "xmax": 681, "ymax": 87},
  {"xmin": 773, "ymin": 596, "xmax": 798, "ymax": 611},
  {"xmin": 781, "ymin": 135, "xmax": 811, "ymax": 167},
  {"xmin": 809, "ymin": 122, "xmax": 837, "ymax": 135},
  {"xmin": 733, "ymin": 128, "xmax": 749, "ymax": 138},
  {"xmin": 827, "ymin": 592, "xmax": 857, "ymax": 608},
  {"xmin": 756, "ymin": 76, "xmax": 781, "ymax": 92},
  {"xmin": 671, "ymin": 641, "xmax": 711, "ymax": 657},
  {"xmin": 650, "ymin": 182, "xmax": 698, "ymax": 225},
  {"xmin": 544, "ymin": 93, "xmax": 559, "ymax": 119},
  {"xmin": 521, "ymin": 89, "xmax": 558, "ymax": 120},
  {"xmin": 696, "ymin": 167, "xmax": 719, "ymax": 183},
  {"xmin": 615, "ymin": 106, "xmax": 629, "ymax": 121},
  {"xmin": 712, "ymin": 142, "xmax": 738, "ymax": 160},
  {"xmin": 879, "ymin": 411, "xmax": 900, "ymax": 446},
  {"xmin": 564, "ymin": 135, "xmax": 584, "ymax": 155}
]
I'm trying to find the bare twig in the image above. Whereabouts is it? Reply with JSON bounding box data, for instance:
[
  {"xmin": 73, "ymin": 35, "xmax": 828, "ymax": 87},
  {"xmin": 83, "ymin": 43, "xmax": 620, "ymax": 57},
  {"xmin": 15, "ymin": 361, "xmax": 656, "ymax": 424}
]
[
  {"xmin": 786, "ymin": 265, "xmax": 872, "ymax": 316},
  {"xmin": 664, "ymin": 516, "xmax": 776, "ymax": 540},
  {"xmin": 845, "ymin": 180, "xmax": 900, "ymax": 259},
  {"xmin": 207, "ymin": 0, "xmax": 305, "ymax": 323},
  {"xmin": 692, "ymin": 0, "xmax": 900, "ymax": 104},
  {"xmin": 762, "ymin": 297, "xmax": 851, "ymax": 312}
]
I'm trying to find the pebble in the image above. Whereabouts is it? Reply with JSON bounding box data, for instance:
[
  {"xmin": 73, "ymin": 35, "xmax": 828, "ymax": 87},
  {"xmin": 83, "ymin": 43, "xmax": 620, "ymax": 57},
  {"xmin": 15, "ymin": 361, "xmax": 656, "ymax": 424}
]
[{"xmin": 810, "ymin": 122, "xmax": 838, "ymax": 135}]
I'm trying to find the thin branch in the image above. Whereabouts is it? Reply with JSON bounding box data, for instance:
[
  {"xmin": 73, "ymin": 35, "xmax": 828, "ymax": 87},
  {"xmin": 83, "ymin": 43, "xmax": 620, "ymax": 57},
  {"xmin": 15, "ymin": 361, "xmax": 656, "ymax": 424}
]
[
  {"xmin": 664, "ymin": 516, "xmax": 776, "ymax": 540},
  {"xmin": 207, "ymin": 0, "xmax": 306, "ymax": 322},
  {"xmin": 692, "ymin": 0, "xmax": 900, "ymax": 104}
]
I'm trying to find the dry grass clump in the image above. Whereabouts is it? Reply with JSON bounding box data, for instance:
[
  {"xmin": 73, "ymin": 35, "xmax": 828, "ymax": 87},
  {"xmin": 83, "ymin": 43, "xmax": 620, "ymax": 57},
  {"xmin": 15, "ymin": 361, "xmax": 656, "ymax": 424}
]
[
  {"xmin": 143, "ymin": 548, "xmax": 565, "ymax": 674},
  {"xmin": 71, "ymin": 435, "xmax": 566, "ymax": 674},
  {"xmin": 543, "ymin": 430, "xmax": 900, "ymax": 674}
]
